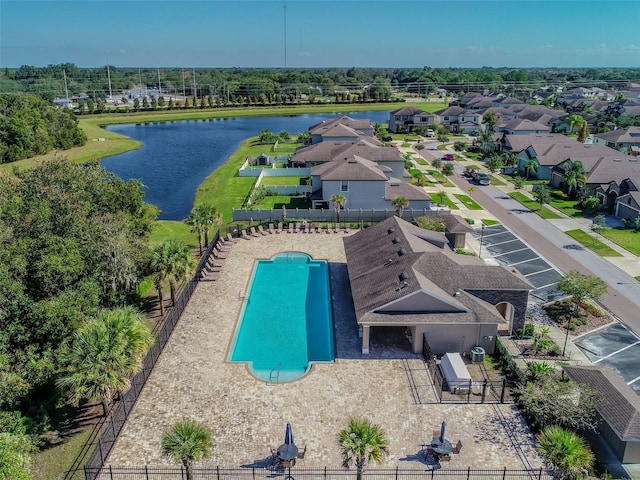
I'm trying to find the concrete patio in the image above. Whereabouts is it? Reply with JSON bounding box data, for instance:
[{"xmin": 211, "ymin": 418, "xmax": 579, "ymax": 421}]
[{"xmin": 106, "ymin": 231, "xmax": 545, "ymax": 471}]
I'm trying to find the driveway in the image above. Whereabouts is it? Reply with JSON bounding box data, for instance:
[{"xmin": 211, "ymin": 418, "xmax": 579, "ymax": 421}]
[{"xmin": 448, "ymin": 167, "xmax": 640, "ymax": 335}]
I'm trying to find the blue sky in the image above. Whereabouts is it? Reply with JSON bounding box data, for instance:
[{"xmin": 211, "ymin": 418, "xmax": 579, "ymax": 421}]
[{"xmin": 2, "ymin": 0, "xmax": 640, "ymax": 68}]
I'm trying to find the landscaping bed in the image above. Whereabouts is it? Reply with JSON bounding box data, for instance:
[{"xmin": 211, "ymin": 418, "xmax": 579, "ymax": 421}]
[{"xmin": 542, "ymin": 299, "xmax": 613, "ymax": 337}]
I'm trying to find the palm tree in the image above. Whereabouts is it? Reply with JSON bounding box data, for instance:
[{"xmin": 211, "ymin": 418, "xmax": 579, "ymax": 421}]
[
  {"xmin": 476, "ymin": 129, "xmax": 495, "ymax": 155},
  {"xmin": 195, "ymin": 204, "xmax": 223, "ymax": 247},
  {"xmin": 330, "ymin": 193, "xmax": 347, "ymax": 223},
  {"xmin": 152, "ymin": 239, "xmax": 195, "ymax": 307},
  {"xmin": 337, "ymin": 418, "xmax": 389, "ymax": 480},
  {"xmin": 391, "ymin": 196, "xmax": 409, "ymax": 218},
  {"xmin": 56, "ymin": 307, "xmax": 153, "ymax": 416},
  {"xmin": 524, "ymin": 158, "xmax": 538, "ymax": 180},
  {"xmin": 185, "ymin": 208, "xmax": 207, "ymax": 255},
  {"xmin": 536, "ymin": 426, "xmax": 594, "ymax": 479},
  {"xmin": 563, "ymin": 160, "xmax": 587, "ymax": 198},
  {"xmin": 162, "ymin": 419, "xmax": 212, "ymax": 480}
]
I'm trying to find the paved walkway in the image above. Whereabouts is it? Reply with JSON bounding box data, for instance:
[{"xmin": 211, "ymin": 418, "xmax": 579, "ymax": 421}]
[{"xmin": 106, "ymin": 233, "xmax": 544, "ymax": 472}]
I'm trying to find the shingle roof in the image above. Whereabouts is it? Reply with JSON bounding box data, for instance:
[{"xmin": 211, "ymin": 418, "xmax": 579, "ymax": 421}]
[
  {"xmin": 594, "ymin": 127, "xmax": 640, "ymax": 144},
  {"xmin": 585, "ymin": 155, "xmax": 640, "ymax": 185},
  {"xmin": 502, "ymin": 118, "xmax": 551, "ymax": 132},
  {"xmin": 343, "ymin": 217, "xmax": 532, "ymax": 325},
  {"xmin": 291, "ymin": 140, "xmax": 399, "ymax": 166},
  {"xmin": 564, "ymin": 365, "xmax": 640, "ymax": 440},
  {"xmin": 307, "ymin": 115, "xmax": 374, "ymax": 134},
  {"xmin": 436, "ymin": 106, "xmax": 466, "ymax": 116},
  {"xmin": 444, "ymin": 214, "xmax": 474, "ymax": 233},
  {"xmin": 311, "ymin": 154, "xmax": 389, "ymax": 181},
  {"xmin": 385, "ymin": 179, "xmax": 432, "ymax": 201},
  {"xmin": 391, "ymin": 106, "xmax": 428, "ymax": 116}
]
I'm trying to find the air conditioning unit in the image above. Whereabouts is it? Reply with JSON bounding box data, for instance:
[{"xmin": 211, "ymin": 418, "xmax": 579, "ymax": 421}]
[{"xmin": 471, "ymin": 346, "xmax": 485, "ymax": 363}]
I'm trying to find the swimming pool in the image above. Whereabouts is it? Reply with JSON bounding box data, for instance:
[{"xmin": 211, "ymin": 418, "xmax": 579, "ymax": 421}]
[{"xmin": 229, "ymin": 252, "xmax": 335, "ymax": 382}]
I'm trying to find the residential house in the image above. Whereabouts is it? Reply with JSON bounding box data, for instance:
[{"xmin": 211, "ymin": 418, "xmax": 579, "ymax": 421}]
[
  {"xmin": 435, "ymin": 106, "xmax": 483, "ymax": 133},
  {"xmin": 290, "ymin": 139, "xmax": 406, "ymax": 179},
  {"xmin": 497, "ymin": 118, "xmax": 552, "ymax": 135},
  {"xmin": 501, "ymin": 133, "xmax": 579, "ymax": 180},
  {"xmin": 564, "ymin": 365, "xmax": 640, "ymax": 464},
  {"xmin": 309, "ymin": 154, "xmax": 431, "ymax": 211},
  {"xmin": 593, "ymin": 127, "xmax": 640, "ymax": 154},
  {"xmin": 388, "ymin": 106, "xmax": 437, "ymax": 133},
  {"xmin": 343, "ymin": 216, "xmax": 532, "ymax": 355},
  {"xmin": 307, "ymin": 116, "xmax": 375, "ymax": 144}
]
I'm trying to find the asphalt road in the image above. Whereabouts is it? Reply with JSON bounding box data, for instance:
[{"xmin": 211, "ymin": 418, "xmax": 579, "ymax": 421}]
[{"xmin": 450, "ymin": 169, "xmax": 640, "ymax": 333}]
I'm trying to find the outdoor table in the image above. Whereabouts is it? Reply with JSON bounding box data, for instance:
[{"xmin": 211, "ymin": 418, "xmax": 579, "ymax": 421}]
[{"xmin": 277, "ymin": 443, "xmax": 299, "ymax": 462}]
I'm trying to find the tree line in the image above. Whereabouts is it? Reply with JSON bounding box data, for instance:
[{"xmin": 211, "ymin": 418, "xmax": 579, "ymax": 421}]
[
  {"xmin": 0, "ymin": 157, "xmax": 217, "ymax": 479},
  {"xmin": 3, "ymin": 64, "xmax": 640, "ymax": 103},
  {"xmin": 0, "ymin": 93, "xmax": 86, "ymax": 163}
]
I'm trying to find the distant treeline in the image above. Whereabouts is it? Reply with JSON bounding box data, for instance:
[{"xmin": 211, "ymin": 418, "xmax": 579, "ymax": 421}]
[
  {"xmin": 0, "ymin": 93, "xmax": 86, "ymax": 163},
  {"xmin": 2, "ymin": 64, "xmax": 640, "ymax": 102}
]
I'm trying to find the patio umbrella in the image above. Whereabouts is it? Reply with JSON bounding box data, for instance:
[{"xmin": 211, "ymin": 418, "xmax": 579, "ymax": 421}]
[
  {"xmin": 284, "ymin": 422, "xmax": 294, "ymax": 445},
  {"xmin": 439, "ymin": 421, "xmax": 446, "ymax": 441},
  {"xmin": 282, "ymin": 205, "xmax": 287, "ymax": 220}
]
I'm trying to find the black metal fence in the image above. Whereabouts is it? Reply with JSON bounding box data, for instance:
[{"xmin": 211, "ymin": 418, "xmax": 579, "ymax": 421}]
[
  {"xmin": 84, "ymin": 466, "xmax": 555, "ymax": 480},
  {"xmin": 75, "ymin": 233, "xmax": 221, "ymax": 480},
  {"xmin": 232, "ymin": 208, "xmax": 451, "ymax": 223}
]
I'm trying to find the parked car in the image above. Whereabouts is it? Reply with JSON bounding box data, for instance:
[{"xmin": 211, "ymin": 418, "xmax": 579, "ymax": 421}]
[
  {"xmin": 442, "ymin": 153, "xmax": 455, "ymax": 161},
  {"xmin": 475, "ymin": 172, "xmax": 491, "ymax": 185},
  {"xmin": 426, "ymin": 129, "xmax": 435, "ymax": 137}
]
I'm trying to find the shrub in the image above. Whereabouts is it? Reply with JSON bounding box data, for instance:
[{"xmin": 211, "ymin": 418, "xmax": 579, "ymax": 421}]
[{"xmin": 414, "ymin": 144, "xmax": 424, "ymax": 151}]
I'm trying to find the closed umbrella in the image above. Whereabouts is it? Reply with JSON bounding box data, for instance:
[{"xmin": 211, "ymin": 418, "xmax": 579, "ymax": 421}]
[
  {"xmin": 277, "ymin": 422, "xmax": 298, "ymax": 461},
  {"xmin": 439, "ymin": 421, "xmax": 446, "ymax": 441}
]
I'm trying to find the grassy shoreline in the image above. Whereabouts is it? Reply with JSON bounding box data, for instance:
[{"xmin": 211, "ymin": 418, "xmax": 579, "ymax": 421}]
[{"xmin": 1, "ymin": 101, "xmax": 446, "ymax": 173}]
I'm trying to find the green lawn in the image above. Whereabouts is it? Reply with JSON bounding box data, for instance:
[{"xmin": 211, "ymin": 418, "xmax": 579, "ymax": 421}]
[
  {"xmin": 149, "ymin": 221, "xmax": 199, "ymax": 247},
  {"xmin": 549, "ymin": 190, "xmax": 582, "ymax": 217},
  {"xmin": 427, "ymin": 170, "xmax": 455, "ymax": 187},
  {"xmin": 508, "ymin": 192, "xmax": 562, "ymax": 219},
  {"xmin": 31, "ymin": 428, "xmax": 92, "ymax": 480},
  {"xmin": 255, "ymin": 195, "xmax": 309, "ymax": 209},
  {"xmin": 482, "ymin": 219, "xmax": 500, "ymax": 226},
  {"xmin": 565, "ymin": 229, "xmax": 623, "ymax": 257},
  {"xmin": 432, "ymin": 191, "xmax": 460, "ymax": 210},
  {"xmin": 453, "ymin": 193, "xmax": 483, "ymax": 210},
  {"xmin": 414, "ymin": 157, "xmax": 429, "ymax": 166},
  {"xmin": 601, "ymin": 228, "xmax": 640, "ymax": 256},
  {"xmin": 260, "ymin": 176, "xmax": 306, "ymax": 186},
  {"xmin": 489, "ymin": 174, "xmax": 506, "ymax": 186}
]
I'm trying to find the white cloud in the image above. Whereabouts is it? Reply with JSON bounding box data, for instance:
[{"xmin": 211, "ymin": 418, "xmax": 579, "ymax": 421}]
[{"xmin": 621, "ymin": 44, "xmax": 640, "ymax": 51}]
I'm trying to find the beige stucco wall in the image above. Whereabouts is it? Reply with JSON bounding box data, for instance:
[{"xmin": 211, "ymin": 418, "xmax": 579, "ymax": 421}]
[{"xmin": 408, "ymin": 323, "xmax": 498, "ymax": 355}]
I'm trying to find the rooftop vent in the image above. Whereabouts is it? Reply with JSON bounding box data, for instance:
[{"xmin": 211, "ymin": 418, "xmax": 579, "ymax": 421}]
[
  {"xmin": 384, "ymin": 258, "xmax": 393, "ymax": 266},
  {"xmin": 398, "ymin": 248, "xmax": 407, "ymax": 256},
  {"xmin": 392, "ymin": 237, "xmax": 401, "ymax": 244},
  {"xmin": 387, "ymin": 228, "xmax": 395, "ymax": 234},
  {"xmin": 614, "ymin": 158, "xmax": 622, "ymax": 162},
  {"xmin": 399, "ymin": 272, "xmax": 410, "ymax": 281}
]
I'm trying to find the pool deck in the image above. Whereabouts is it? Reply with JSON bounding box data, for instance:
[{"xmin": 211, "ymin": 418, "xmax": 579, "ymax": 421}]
[{"xmin": 106, "ymin": 231, "xmax": 545, "ymax": 471}]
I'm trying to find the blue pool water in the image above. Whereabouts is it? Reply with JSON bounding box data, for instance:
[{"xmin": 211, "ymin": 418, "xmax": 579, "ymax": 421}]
[{"xmin": 229, "ymin": 252, "xmax": 334, "ymax": 381}]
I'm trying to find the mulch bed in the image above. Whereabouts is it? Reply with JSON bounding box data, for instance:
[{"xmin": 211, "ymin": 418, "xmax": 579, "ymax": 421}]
[{"xmin": 542, "ymin": 298, "xmax": 614, "ymax": 337}]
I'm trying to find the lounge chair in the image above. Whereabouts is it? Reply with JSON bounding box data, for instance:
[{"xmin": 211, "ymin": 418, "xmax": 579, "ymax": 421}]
[
  {"xmin": 288, "ymin": 223, "xmax": 294, "ymax": 233},
  {"xmin": 277, "ymin": 222, "xmax": 283, "ymax": 233},
  {"xmin": 250, "ymin": 227, "xmax": 260, "ymax": 237},
  {"xmin": 453, "ymin": 440, "xmax": 463, "ymax": 454},
  {"xmin": 213, "ymin": 247, "xmax": 228, "ymax": 260},
  {"xmin": 241, "ymin": 229, "xmax": 251, "ymax": 240},
  {"xmin": 226, "ymin": 232, "xmax": 238, "ymax": 244},
  {"xmin": 258, "ymin": 225, "xmax": 268, "ymax": 236},
  {"xmin": 296, "ymin": 445, "xmax": 307, "ymax": 461},
  {"xmin": 295, "ymin": 223, "xmax": 301, "ymax": 233},
  {"xmin": 326, "ymin": 223, "xmax": 333, "ymax": 233},
  {"xmin": 345, "ymin": 223, "xmax": 351, "ymax": 233},
  {"xmin": 269, "ymin": 223, "xmax": 276, "ymax": 234},
  {"xmin": 316, "ymin": 224, "xmax": 322, "ymax": 233},
  {"xmin": 304, "ymin": 222, "xmax": 311, "ymax": 233},
  {"xmin": 335, "ymin": 223, "xmax": 341, "ymax": 233}
]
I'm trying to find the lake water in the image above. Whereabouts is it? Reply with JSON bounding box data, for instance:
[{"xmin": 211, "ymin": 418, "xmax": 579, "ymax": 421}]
[{"xmin": 103, "ymin": 111, "xmax": 391, "ymax": 220}]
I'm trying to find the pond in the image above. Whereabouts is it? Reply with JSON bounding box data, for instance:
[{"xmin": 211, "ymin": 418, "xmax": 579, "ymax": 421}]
[{"xmin": 103, "ymin": 111, "xmax": 391, "ymax": 220}]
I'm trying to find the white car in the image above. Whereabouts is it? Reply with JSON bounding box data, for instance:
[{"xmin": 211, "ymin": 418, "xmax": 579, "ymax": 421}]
[{"xmin": 426, "ymin": 129, "xmax": 435, "ymax": 137}]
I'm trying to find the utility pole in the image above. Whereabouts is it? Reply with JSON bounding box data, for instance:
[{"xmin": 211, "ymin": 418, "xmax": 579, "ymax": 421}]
[
  {"xmin": 193, "ymin": 68, "xmax": 197, "ymax": 98},
  {"xmin": 62, "ymin": 69, "xmax": 70, "ymax": 106},
  {"xmin": 157, "ymin": 68, "xmax": 162, "ymax": 98},
  {"xmin": 182, "ymin": 70, "xmax": 186, "ymax": 98},
  {"xmin": 106, "ymin": 59, "xmax": 113, "ymax": 99}
]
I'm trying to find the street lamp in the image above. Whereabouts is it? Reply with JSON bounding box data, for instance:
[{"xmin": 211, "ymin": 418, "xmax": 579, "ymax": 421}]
[
  {"xmin": 478, "ymin": 222, "xmax": 486, "ymax": 258},
  {"xmin": 562, "ymin": 302, "xmax": 577, "ymax": 358}
]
